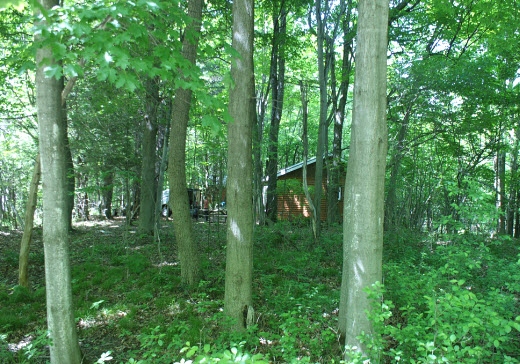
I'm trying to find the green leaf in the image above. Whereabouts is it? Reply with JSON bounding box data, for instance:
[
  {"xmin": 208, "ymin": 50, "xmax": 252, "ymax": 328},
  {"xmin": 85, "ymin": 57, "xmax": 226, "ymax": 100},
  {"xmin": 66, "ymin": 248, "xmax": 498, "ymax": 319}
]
[
  {"xmin": 90, "ymin": 300, "xmax": 104, "ymax": 309},
  {"xmin": 44, "ymin": 64, "xmax": 62, "ymax": 79},
  {"xmin": 115, "ymin": 75, "xmax": 126, "ymax": 89},
  {"xmin": 0, "ymin": 0, "xmax": 24, "ymax": 10},
  {"xmin": 201, "ymin": 115, "xmax": 222, "ymax": 137},
  {"xmin": 186, "ymin": 346, "xmax": 197, "ymax": 358},
  {"xmin": 63, "ymin": 63, "xmax": 83, "ymax": 78}
]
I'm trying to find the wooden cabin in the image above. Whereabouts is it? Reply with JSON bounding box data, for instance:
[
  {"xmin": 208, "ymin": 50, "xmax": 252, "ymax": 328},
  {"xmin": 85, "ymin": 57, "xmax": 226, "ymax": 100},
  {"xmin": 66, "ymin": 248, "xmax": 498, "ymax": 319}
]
[{"xmin": 274, "ymin": 157, "xmax": 345, "ymax": 221}]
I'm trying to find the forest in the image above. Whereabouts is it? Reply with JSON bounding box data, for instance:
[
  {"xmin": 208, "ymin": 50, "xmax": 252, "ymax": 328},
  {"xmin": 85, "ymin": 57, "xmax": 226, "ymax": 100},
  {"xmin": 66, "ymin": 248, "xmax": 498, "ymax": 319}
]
[{"xmin": 1, "ymin": 0, "xmax": 520, "ymax": 362}]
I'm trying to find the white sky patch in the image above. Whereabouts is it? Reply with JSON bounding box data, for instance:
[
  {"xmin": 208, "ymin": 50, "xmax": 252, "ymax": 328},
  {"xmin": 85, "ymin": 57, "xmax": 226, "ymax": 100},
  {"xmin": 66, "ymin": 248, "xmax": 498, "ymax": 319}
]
[
  {"xmin": 451, "ymin": 96, "xmax": 463, "ymax": 108},
  {"xmin": 512, "ymin": 67, "xmax": 520, "ymax": 87},
  {"xmin": 104, "ymin": 52, "xmax": 112, "ymax": 63}
]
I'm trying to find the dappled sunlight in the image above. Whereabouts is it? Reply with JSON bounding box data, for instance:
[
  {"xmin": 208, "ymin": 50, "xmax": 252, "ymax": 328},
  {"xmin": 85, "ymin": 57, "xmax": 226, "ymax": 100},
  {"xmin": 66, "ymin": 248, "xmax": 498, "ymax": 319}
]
[
  {"xmin": 230, "ymin": 218, "xmax": 242, "ymax": 240},
  {"xmin": 154, "ymin": 261, "xmax": 178, "ymax": 267},
  {"xmin": 78, "ymin": 308, "xmax": 129, "ymax": 329},
  {"xmin": 354, "ymin": 258, "xmax": 365, "ymax": 283},
  {"xmin": 7, "ymin": 334, "xmax": 37, "ymax": 353}
]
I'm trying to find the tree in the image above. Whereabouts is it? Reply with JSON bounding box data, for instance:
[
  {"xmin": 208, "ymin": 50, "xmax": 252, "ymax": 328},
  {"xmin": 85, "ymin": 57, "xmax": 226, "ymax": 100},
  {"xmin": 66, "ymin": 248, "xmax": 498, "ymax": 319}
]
[
  {"xmin": 264, "ymin": 0, "xmax": 287, "ymax": 222},
  {"xmin": 300, "ymin": 80, "xmax": 318, "ymax": 239},
  {"xmin": 338, "ymin": 0, "xmax": 389, "ymax": 357},
  {"xmin": 35, "ymin": 0, "xmax": 82, "ymax": 361},
  {"xmin": 224, "ymin": 0, "xmax": 255, "ymax": 331},
  {"xmin": 328, "ymin": 0, "xmax": 353, "ymax": 225},
  {"xmin": 313, "ymin": 0, "xmax": 329, "ymax": 235},
  {"xmin": 168, "ymin": 0, "xmax": 204, "ymax": 286},
  {"xmin": 18, "ymin": 153, "xmax": 41, "ymax": 288},
  {"xmin": 138, "ymin": 77, "xmax": 159, "ymax": 235}
]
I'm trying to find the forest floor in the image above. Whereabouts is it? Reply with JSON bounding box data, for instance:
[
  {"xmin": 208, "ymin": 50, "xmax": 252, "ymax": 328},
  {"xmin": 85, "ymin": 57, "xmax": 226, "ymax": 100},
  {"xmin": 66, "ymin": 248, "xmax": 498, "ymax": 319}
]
[
  {"xmin": 1, "ymin": 219, "xmax": 520, "ymax": 363},
  {"xmin": 0, "ymin": 217, "xmax": 345, "ymax": 363}
]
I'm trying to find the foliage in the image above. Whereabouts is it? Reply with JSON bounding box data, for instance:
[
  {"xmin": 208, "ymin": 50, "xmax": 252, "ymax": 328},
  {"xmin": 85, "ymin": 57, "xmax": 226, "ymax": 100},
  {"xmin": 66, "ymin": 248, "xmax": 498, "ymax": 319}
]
[{"xmin": 356, "ymin": 234, "xmax": 520, "ymax": 364}]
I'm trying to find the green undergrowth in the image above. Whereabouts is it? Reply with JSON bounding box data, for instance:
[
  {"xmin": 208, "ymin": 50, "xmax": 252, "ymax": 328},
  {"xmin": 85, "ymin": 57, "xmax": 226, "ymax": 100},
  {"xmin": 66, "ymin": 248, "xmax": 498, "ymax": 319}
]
[{"xmin": 1, "ymin": 221, "xmax": 520, "ymax": 363}]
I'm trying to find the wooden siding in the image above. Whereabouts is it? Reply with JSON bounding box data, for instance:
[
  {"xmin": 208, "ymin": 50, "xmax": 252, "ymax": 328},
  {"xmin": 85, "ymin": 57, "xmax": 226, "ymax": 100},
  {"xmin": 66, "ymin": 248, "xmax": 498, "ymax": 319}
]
[{"xmin": 275, "ymin": 162, "xmax": 345, "ymax": 221}]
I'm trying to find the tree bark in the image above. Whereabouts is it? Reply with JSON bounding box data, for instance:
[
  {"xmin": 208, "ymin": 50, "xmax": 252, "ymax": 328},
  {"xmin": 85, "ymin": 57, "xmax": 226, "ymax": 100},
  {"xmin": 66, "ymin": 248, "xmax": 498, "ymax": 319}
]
[
  {"xmin": 102, "ymin": 170, "xmax": 114, "ymax": 219},
  {"xmin": 385, "ymin": 105, "xmax": 412, "ymax": 231},
  {"xmin": 507, "ymin": 127, "xmax": 519, "ymax": 236},
  {"xmin": 300, "ymin": 81, "xmax": 317, "ymax": 240},
  {"xmin": 139, "ymin": 77, "xmax": 159, "ymax": 235},
  {"xmin": 264, "ymin": 2, "xmax": 287, "ymax": 222},
  {"xmin": 498, "ymin": 146, "xmax": 506, "ymax": 234},
  {"xmin": 328, "ymin": 4, "xmax": 353, "ymax": 224},
  {"xmin": 224, "ymin": 0, "xmax": 255, "ymax": 331},
  {"xmin": 19, "ymin": 153, "xmax": 41, "ymax": 288},
  {"xmin": 338, "ymin": 0, "xmax": 389, "ymax": 357},
  {"xmin": 168, "ymin": 0, "xmax": 204, "ymax": 286},
  {"xmin": 254, "ymin": 75, "xmax": 269, "ymax": 225},
  {"xmin": 35, "ymin": 0, "xmax": 82, "ymax": 360},
  {"xmin": 155, "ymin": 122, "xmax": 170, "ymax": 242},
  {"xmin": 61, "ymin": 84, "xmax": 75, "ymax": 232},
  {"xmin": 314, "ymin": 0, "xmax": 329, "ymax": 236},
  {"xmin": 252, "ymin": 77, "xmax": 265, "ymax": 225}
]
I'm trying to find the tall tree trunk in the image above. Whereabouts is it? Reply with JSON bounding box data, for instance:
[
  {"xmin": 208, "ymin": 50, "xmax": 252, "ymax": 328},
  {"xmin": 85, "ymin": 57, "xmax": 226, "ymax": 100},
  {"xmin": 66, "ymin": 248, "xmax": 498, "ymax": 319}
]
[
  {"xmin": 19, "ymin": 153, "xmax": 41, "ymax": 288},
  {"xmin": 35, "ymin": 0, "xmax": 82, "ymax": 360},
  {"xmin": 62, "ymin": 88, "xmax": 75, "ymax": 232},
  {"xmin": 264, "ymin": 2, "xmax": 287, "ymax": 222},
  {"xmin": 155, "ymin": 122, "xmax": 170, "ymax": 242},
  {"xmin": 498, "ymin": 146, "xmax": 506, "ymax": 235},
  {"xmin": 254, "ymin": 75, "xmax": 269, "ymax": 225},
  {"xmin": 300, "ymin": 81, "xmax": 317, "ymax": 240},
  {"xmin": 327, "ymin": 5, "xmax": 353, "ymax": 224},
  {"xmin": 64, "ymin": 126, "xmax": 75, "ymax": 231},
  {"xmin": 507, "ymin": 128, "xmax": 519, "ymax": 236},
  {"xmin": 139, "ymin": 77, "xmax": 159, "ymax": 235},
  {"xmin": 102, "ymin": 170, "xmax": 114, "ymax": 219},
  {"xmin": 252, "ymin": 79, "xmax": 265, "ymax": 225},
  {"xmin": 339, "ymin": 0, "xmax": 389, "ymax": 357},
  {"xmin": 516, "ymin": 188, "xmax": 520, "ymax": 238},
  {"xmin": 224, "ymin": 0, "xmax": 255, "ymax": 331},
  {"xmin": 385, "ymin": 105, "xmax": 412, "ymax": 231},
  {"xmin": 314, "ymin": 0, "xmax": 328, "ymax": 236},
  {"xmin": 168, "ymin": 0, "xmax": 203, "ymax": 286}
]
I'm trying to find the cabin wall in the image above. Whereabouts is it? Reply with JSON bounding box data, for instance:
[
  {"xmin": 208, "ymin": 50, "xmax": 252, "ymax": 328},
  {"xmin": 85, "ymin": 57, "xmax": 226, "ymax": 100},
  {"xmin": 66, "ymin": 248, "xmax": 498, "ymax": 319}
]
[{"xmin": 275, "ymin": 164, "xmax": 344, "ymax": 221}]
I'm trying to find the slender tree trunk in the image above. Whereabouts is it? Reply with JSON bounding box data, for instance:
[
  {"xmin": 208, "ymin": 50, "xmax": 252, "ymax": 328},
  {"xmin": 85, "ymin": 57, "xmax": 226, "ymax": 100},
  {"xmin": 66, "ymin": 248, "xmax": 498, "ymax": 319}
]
[
  {"xmin": 103, "ymin": 170, "xmax": 114, "ymax": 219},
  {"xmin": 507, "ymin": 127, "xmax": 519, "ymax": 236},
  {"xmin": 385, "ymin": 105, "xmax": 411, "ymax": 231},
  {"xmin": 139, "ymin": 77, "xmax": 159, "ymax": 235},
  {"xmin": 516, "ymin": 188, "xmax": 520, "ymax": 238},
  {"xmin": 224, "ymin": 0, "xmax": 255, "ymax": 331},
  {"xmin": 155, "ymin": 123, "xmax": 170, "ymax": 241},
  {"xmin": 252, "ymin": 79, "xmax": 265, "ymax": 225},
  {"xmin": 300, "ymin": 81, "xmax": 317, "ymax": 240},
  {"xmin": 61, "ymin": 89, "xmax": 75, "ymax": 232},
  {"xmin": 35, "ymin": 0, "xmax": 82, "ymax": 360},
  {"xmin": 498, "ymin": 146, "xmax": 506, "ymax": 234},
  {"xmin": 339, "ymin": 0, "xmax": 389, "ymax": 357},
  {"xmin": 64, "ymin": 127, "xmax": 75, "ymax": 231},
  {"xmin": 265, "ymin": 2, "xmax": 287, "ymax": 222},
  {"xmin": 19, "ymin": 153, "xmax": 41, "ymax": 288},
  {"xmin": 328, "ymin": 7, "xmax": 353, "ymax": 224},
  {"xmin": 168, "ymin": 0, "xmax": 204, "ymax": 286},
  {"xmin": 314, "ymin": 0, "xmax": 328, "ymax": 236}
]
